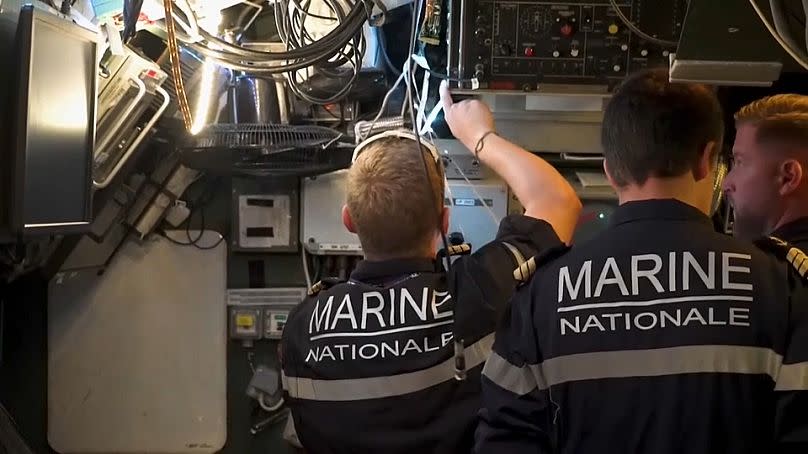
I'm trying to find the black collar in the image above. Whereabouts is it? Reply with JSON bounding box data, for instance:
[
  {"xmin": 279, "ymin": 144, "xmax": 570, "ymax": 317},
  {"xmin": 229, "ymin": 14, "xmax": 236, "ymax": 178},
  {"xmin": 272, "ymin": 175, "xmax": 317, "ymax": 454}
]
[
  {"xmin": 772, "ymin": 217, "xmax": 808, "ymax": 246},
  {"xmin": 610, "ymin": 199, "xmax": 713, "ymax": 228},
  {"xmin": 350, "ymin": 258, "xmax": 436, "ymax": 282}
]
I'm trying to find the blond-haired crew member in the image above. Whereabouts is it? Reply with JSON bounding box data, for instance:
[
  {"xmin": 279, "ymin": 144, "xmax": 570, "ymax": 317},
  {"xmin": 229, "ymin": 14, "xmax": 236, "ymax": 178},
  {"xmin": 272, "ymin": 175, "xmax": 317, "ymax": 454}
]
[
  {"xmin": 280, "ymin": 83, "xmax": 581, "ymax": 454},
  {"xmin": 725, "ymin": 94, "xmax": 808, "ymax": 250}
]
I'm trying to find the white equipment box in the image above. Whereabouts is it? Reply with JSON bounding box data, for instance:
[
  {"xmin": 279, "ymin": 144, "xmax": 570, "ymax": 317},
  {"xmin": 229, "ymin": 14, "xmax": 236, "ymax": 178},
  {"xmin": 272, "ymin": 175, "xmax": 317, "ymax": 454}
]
[{"xmin": 301, "ymin": 171, "xmax": 508, "ymax": 255}]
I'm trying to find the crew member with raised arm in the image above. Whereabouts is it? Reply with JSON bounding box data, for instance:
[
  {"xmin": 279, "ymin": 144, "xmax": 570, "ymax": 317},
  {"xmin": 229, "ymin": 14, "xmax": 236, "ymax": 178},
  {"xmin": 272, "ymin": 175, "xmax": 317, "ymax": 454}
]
[
  {"xmin": 280, "ymin": 82, "xmax": 581, "ymax": 454},
  {"xmin": 476, "ymin": 68, "xmax": 808, "ymax": 454}
]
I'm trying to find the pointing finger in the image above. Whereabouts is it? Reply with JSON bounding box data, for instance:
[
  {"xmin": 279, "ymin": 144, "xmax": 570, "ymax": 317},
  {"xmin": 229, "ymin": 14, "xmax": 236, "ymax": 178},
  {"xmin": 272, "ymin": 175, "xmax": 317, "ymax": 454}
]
[{"xmin": 439, "ymin": 80, "xmax": 454, "ymax": 110}]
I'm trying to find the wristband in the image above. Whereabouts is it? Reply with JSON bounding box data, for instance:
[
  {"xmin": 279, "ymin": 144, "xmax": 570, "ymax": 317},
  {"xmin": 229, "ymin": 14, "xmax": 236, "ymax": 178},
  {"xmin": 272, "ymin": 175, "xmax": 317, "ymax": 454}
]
[{"xmin": 474, "ymin": 131, "xmax": 497, "ymax": 159}]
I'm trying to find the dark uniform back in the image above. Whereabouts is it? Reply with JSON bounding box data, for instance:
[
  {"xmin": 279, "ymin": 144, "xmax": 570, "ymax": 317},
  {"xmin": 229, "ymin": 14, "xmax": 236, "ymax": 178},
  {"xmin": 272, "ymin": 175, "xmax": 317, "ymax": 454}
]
[
  {"xmin": 773, "ymin": 217, "xmax": 808, "ymax": 251},
  {"xmin": 477, "ymin": 199, "xmax": 808, "ymax": 454},
  {"xmin": 281, "ymin": 215, "xmax": 563, "ymax": 454}
]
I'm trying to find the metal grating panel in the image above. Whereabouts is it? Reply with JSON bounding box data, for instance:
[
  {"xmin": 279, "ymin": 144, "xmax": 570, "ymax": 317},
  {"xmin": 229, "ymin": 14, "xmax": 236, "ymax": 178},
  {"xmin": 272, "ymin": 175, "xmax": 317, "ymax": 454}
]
[
  {"xmin": 191, "ymin": 123, "xmax": 342, "ymax": 153},
  {"xmin": 227, "ymin": 288, "xmax": 307, "ymax": 307}
]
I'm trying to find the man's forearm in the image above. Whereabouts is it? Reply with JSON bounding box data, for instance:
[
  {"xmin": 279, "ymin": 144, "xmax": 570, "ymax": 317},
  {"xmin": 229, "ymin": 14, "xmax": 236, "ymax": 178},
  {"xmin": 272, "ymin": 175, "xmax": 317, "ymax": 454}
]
[{"xmin": 467, "ymin": 133, "xmax": 582, "ymax": 243}]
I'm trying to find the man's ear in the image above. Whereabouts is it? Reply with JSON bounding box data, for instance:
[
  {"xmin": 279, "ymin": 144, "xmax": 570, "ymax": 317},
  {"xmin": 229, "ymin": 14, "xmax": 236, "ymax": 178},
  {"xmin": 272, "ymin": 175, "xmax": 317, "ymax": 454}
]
[
  {"xmin": 778, "ymin": 159, "xmax": 804, "ymax": 196},
  {"xmin": 603, "ymin": 159, "xmax": 617, "ymax": 187},
  {"xmin": 342, "ymin": 205, "xmax": 357, "ymax": 234},
  {"xmin": 440, "ymin": 207, "xmax": 450, "ymax": 236},
  {"xmin": 694, "ymin": 141, "xmax": 717, "ymax": 182}
]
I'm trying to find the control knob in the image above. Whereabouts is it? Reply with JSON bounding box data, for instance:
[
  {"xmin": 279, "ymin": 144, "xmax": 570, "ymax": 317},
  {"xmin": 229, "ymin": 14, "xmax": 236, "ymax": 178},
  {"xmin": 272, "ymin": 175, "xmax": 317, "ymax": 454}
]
[
  {"xmin": 570, "ymin": 48, "xmax": 580, "ymax": 57},
  {"xmin": 474, "ymin": 63, "xmax": 485, "ymax": 79},
  {"xmin": 560, "ymin": 23, "xmax": 575, "ymax": 37}
]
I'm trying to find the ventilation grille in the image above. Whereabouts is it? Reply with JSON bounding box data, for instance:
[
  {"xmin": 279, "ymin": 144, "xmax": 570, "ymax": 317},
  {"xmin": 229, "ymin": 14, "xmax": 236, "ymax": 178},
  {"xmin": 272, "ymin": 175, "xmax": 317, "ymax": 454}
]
[
  {"xmin": 227, "ymin": 288, "xmax": 307, "ymax": 307},
  {"xmin": 191, "ymin": 123, "xmax": 341, "ymax": 153},
  {"xmin": 179, "ymin": 123, "xmax": 352, "ymax": 177}
]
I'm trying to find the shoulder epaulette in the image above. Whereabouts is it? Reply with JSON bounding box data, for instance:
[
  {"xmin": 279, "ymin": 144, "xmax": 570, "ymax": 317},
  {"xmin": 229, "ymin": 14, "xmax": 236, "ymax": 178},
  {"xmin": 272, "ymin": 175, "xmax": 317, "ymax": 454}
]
[
  {"xmin": 307, "ymin": 277, "xmax": 345, "ymax": 296},
  {"xmin": 754, "ymin": 236, "xmax": 808, "ymax": 280},
  {"xmin": 437, "ymin": 243, "xmax": 472, "ymax": 259},
  {"xmin": 513, "ymin": 256, "xmax": 537, "ymax": 282},
  {"xmin": 512, "ymin": 244, "xmax": 572, "ymax": 284}
]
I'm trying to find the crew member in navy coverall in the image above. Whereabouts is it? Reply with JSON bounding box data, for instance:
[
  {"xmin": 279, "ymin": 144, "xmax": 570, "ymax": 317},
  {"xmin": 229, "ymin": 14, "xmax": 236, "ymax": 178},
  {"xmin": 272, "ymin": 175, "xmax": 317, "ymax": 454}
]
[
  {"xmin": 280, "ymin": 82, "xmax": 581, "ymax": 453},
  {"xmin": 725, "ymin": 94, "xmax": 808, "ymax": 251},
  {"xmin": 477, "ymin": 68, "xmax": 808, "ymax": 454}
]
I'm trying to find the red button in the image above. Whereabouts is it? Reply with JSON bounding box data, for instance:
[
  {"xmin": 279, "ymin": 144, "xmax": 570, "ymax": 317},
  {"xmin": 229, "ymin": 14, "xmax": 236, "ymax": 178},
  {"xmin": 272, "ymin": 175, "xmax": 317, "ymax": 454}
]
[
  {"xmin": 560, "ymin": 24, "xmax": 574, "ymax": 37},
  {"xmin": 524, "ymin": 47, "xmax": 535, "ymax": 57}
]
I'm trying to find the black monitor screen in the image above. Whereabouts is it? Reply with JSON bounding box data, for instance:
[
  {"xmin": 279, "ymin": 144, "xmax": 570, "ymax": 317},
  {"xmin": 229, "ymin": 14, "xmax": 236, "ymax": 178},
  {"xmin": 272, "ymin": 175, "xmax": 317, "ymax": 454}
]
[{"xmin": 10, "ymin": 5, "xmax": 97, "ymax": 234}]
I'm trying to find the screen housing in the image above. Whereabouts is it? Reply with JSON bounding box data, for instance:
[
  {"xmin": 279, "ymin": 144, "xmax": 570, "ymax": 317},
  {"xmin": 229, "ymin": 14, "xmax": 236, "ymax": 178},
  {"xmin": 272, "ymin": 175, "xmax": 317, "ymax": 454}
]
[{"xmin": 4, "ymin": 5, "xmax": 98, "ymax": 236}]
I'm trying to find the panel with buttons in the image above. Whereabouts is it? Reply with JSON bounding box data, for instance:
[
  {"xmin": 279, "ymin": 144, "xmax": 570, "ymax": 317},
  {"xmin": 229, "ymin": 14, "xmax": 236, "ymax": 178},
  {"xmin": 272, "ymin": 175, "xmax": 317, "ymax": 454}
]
[{"xmin": 453, "ymin": 0, "xmax": 687, "ymax": 90}]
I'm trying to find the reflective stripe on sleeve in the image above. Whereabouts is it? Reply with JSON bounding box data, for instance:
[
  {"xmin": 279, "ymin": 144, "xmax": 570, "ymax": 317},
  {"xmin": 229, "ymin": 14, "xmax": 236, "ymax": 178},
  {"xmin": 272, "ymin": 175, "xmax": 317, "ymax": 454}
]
[
  {"xmin": 775, "ymin": 362, "xmax": 808, "ymax": 391},
  {"xmin": 539, "ymin": 345, "xmax": 783, "ymax": 389},
  {"xmin": 482, "ymin": 352, "xmax": 541, "ymax": 395},
  {"xmin": 283, "ymin": 333, "xmax": 495, "ymax": 401},
  {"xmin": 501, "ymin": 242, "xmax": 526, "ymax": 267}
]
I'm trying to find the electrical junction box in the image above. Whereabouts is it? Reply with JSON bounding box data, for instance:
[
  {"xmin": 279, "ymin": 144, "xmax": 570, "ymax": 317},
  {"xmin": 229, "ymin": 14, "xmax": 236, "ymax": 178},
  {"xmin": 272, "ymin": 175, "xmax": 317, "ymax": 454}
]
[
  {"xmin": 229, "ymin": 308, "xmax": 262, "ymax": 341},
  {"xmin": 302, "ymin": 170, "xmax": 509, "ymax": 254},
  {"xmin": 301, "ymin": 170, "xmax": 362, "ymax": 255},
  {"xmin": 433, "ymin": 139, "xmax": 492, "ymax": 180},
  {"xmin": 227, "ymin": 288, "xmax": 307, "ymax": 340},
  {"xmin": 232, "ymin": 178, "xmax": 299, "ymax": 252},
  {"xmin": 445, "ymin": 181, "xmax": 508, "ymax": 250}
]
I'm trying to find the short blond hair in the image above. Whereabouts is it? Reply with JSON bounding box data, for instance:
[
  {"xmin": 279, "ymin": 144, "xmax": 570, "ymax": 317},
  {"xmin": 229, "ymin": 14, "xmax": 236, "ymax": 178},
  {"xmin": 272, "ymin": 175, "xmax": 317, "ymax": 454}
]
[
  {"xmin": 346, "ymin": 137, "xmax": 444, "ymax": 258},
  {"xmin": 735, "ymin": 94, "xmax": 808, "ymax": 149}
]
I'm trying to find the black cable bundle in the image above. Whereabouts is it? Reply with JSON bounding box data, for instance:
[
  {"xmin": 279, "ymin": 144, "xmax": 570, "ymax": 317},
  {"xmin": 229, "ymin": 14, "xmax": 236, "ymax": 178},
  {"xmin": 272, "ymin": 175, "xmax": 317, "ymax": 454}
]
[
  {"xmin": 276, "ymin": 0, "xmax": 367, "ymax": 104},
  {"xmin": 172, "ymin": 0, "xmax": 374, "ymax": 76},
  {"xmin": 122, "ymin": 0, "xmax": 145, "ymax": 43}
]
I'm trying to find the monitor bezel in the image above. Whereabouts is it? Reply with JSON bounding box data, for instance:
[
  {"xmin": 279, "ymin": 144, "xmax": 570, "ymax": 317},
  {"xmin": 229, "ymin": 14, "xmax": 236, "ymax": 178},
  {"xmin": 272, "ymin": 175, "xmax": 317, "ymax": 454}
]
[{"xmin": 9, "ymin": 5, "xmax": 99, "ymax": 235}]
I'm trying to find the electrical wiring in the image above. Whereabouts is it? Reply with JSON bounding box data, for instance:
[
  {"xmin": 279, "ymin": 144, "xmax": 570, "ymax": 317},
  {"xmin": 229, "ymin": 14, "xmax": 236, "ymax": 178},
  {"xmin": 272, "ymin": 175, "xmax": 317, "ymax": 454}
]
[
  {"xmin": 376, "ymin": 26, "xmax": 402, "ymax": 76},
  {"xmin": 607, "ymin": 0, "xmax": 679, "ymax": 47},
  {"xmin": 160, "ymin": 0, "xmax": 371, "ymax": 71},
  {"xmin": 160, "ymin": 209, "xmax": 225, "ymax": 250},
  {"xmin": 749, "ymin": 0, "xmax": 808, "ymax": 70},
  {"xmin": 159, "ymin": 176, "xmax": 225, "ymax": 250},
  {"xmin": 151, "ymin": 0, "xmax": 373, "ymax": 105},
  {"xmin": 302, "ymin": 247, "xmax": 313, "ymax": 289},
  {"xmin": 769, "ymin": 0, "xmax": 808, "ymax": 62},
  {"xmin": 404, "ymin": 0, "xmax": 450, "ymax": 271},
  {"xmin": 238, "ymin": 0, "xmax": 363, "ymax": 59},
  {"xmin": 360, "ymin": 69, "xmax": 406, "ymax": 141},
  {"xmin": 279, "ymin": 0, "xmax": 366, "ymax": 104},
  {"xmin": 804, "ymin": 0, "xmax": 808, "ymax": 53},
  {"xmin": 163, "ymin": 0, "xmax": 194, "ymax": 129}
]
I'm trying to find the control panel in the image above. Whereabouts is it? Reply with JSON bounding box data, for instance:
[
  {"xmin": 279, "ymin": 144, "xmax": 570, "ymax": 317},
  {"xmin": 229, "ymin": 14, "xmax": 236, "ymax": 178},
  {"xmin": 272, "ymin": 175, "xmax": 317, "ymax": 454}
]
[
  {"xmin": 227, "ymin": 288, "xmax": 307, "ymax": 344},
  {"xmin": 452, "ymin": 0, "xmax": 687, "ymax": 90}
]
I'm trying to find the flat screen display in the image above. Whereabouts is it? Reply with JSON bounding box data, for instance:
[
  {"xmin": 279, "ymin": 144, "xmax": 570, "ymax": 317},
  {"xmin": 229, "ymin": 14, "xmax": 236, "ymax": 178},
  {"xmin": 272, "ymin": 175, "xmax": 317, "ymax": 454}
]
[{"xmin": 10, "ymin": 5, "xmax": 97, "ymax": 233}]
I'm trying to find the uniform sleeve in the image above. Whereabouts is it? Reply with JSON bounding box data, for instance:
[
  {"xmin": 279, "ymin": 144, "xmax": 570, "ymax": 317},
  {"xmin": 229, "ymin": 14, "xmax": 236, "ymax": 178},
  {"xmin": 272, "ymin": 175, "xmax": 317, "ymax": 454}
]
[
  {"xmin": 491, "ymin": 214, "xmax": 563, "ymax": 261},
  {"xmin": 474, "ymin": 282, "xmax": 554, "ymax": 454},
  {"xmin": 448, "ymin": 215, "xmax": 563, "ymax": 337},
  {"xmin": 774, "ymin": 276, "xmax": 808, "ymax": 451}
]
